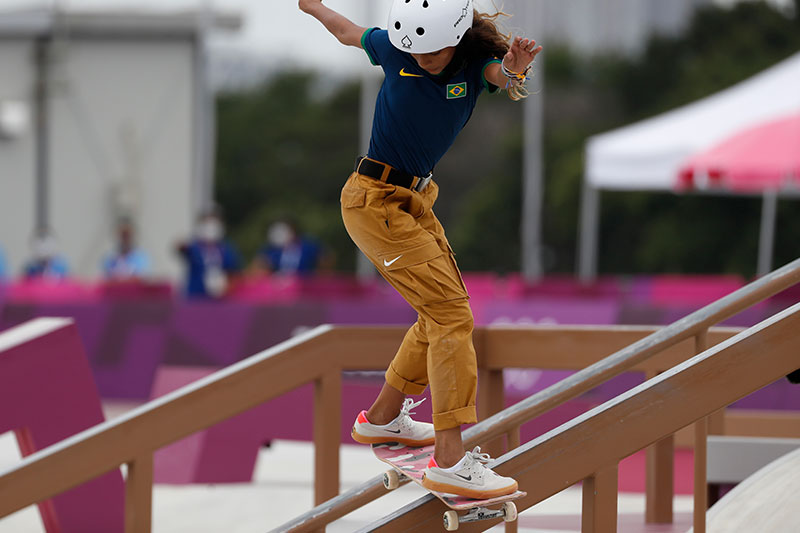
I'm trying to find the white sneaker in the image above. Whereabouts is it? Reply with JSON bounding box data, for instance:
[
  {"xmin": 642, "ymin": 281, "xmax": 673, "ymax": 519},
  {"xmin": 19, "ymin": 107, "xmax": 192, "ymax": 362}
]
[
  {"xmin": 422, "ymin": 447, "xmax": 518, "ymax": 499},
  {"xmin": 351, "ymin": 398, "xmax": 435, "ymax": 447}
]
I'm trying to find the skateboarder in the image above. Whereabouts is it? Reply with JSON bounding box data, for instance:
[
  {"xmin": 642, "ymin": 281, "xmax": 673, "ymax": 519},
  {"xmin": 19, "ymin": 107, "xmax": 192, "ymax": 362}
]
[{"xmin": 299, "ymin": 0, "xmax": 541, "ymax": 499}]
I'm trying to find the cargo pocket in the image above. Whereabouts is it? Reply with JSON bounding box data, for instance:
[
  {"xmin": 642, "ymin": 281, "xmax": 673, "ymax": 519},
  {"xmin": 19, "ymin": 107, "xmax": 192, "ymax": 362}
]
[
  {"xmin": 341, "ymin": 186, "xmax": 366, "ymax": 209},
  {"xmin": 379, "ymin": 241, "xmax": 463, "ymax": 306}
]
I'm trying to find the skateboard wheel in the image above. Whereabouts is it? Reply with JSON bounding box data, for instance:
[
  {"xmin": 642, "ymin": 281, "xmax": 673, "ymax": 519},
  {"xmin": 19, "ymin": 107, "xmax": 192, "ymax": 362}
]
[
  {"xmin": 502, "ymin": 502, "xmax": 517, "ymax": 522},
  {"xmin": 383, "ymin": 470, "xmax": 400, "ymax": 490},
  {"xmin": 443, "ymin": 510, "xmax": 459, "ymax": 531}
]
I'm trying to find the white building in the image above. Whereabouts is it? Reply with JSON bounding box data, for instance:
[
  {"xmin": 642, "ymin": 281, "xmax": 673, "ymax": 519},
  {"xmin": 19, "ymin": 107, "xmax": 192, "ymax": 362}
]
[{"xmin": 0, "ymin": 7, "xmax": 239, "ymax": 279}]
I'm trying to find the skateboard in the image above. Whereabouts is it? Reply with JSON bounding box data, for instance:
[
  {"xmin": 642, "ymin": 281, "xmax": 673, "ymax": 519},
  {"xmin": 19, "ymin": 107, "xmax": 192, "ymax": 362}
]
[{"xmin": 372, "ymin": 442, "xmax": 526, "ymax": 531}]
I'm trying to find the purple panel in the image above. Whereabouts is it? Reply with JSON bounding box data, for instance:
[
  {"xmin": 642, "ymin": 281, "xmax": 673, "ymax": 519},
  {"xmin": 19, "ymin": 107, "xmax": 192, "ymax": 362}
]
[
  {"xmin": 616, "ymin": 303, "xmax": 667, "ymax": 326},
  {"xmin": 650, "ymin": 275, "xmax": 745, "ymax": 306},
  {"xmin": 326, "ymin": 300, "xmax": 417, "ymax": 325},
  {"xmin": 731, "ymin": 379, "xmax": 800, "ymax": 410},
  {"xmin": 92, "ymin": 301, "xmax": 172, "ymax": 365},
  {"xmin": 93, "ymin": 325, "xmax": 166, "ymax": 399},
  {"xmin": 168, "ymin": 301, "xmax": 255, "ymax": 366},
  {"xmin": 478, "ymin": 298, "xmax": 620, "ymax": 326},
  {"xmin": 661, "ymin": 305, "xmax": 767, "ymax": 328},
  {"xmin": 241, "ymin": 303, "xmax": 328, "ymax": 357}
]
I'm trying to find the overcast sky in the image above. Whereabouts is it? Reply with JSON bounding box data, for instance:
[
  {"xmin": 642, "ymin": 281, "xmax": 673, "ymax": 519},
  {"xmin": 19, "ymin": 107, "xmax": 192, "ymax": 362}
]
[{"xmin": 2, "ymin": 0, "xmax": 794, "ymax": 74}]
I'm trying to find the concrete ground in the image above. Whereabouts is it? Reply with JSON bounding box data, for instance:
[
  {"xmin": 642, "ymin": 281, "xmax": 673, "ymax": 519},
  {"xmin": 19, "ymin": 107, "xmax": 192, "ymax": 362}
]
[{"xmin": 0, "ymin": 430, "xmax": 695, "ymax": 533}]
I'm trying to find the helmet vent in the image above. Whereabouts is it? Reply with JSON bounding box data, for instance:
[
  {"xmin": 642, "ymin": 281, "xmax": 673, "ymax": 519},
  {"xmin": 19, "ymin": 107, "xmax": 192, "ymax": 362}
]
[
  {"xmin": 395, "ymin": 21, "xmax": 402, "ymax": 30},
  {"xmin": 416, "ymin": 27, "xmax": 425, "ymax": 36},
  {"xmin": 423, "ymin": 0, "xmax": 429, "ymax": 7}
]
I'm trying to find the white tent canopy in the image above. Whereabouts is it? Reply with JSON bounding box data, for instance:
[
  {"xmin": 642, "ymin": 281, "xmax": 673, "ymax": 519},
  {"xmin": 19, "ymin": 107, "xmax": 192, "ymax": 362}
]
[{"xmin": 578, "ymin": 52, "xmax": 800, "ymax": 279}]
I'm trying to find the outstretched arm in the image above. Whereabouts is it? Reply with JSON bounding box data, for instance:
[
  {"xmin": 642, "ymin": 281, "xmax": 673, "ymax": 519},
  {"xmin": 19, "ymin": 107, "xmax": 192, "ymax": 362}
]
[
  {"xmin": 484, "ymin": 36, "xmax": 543, "ymax": 94},
  {"xmin": 299, "ymin": 0, "xmax": 367, "ymax": 48}
]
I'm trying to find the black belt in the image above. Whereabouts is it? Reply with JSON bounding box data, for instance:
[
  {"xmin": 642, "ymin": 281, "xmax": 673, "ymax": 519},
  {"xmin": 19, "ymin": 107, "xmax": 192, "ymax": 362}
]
[{"xmin": 355, "ymin": 157, "xmax": 433, "ymax": 192}]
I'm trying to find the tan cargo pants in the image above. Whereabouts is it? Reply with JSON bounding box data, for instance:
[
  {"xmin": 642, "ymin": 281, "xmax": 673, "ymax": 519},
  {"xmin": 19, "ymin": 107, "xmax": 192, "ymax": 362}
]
[{"xmin": 340, "ymin": 168, "xmax": 478, "ymax": 430}]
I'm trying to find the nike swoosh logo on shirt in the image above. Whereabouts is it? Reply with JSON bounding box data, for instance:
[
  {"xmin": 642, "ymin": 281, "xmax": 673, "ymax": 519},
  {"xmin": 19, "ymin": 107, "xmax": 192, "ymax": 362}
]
[
  {"xmin": 399, "ymin": 68, "xmax": 424, "ymax": 78},
  {"xmin": 383, "ymin": 255, "xmax": 403, "ymax": 267}
]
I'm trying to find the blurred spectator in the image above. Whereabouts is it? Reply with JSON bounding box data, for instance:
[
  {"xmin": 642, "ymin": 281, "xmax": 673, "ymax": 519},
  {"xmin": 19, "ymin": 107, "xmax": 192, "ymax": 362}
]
[
  {"xmin": 23, "ymin": 230, "xmax": 69, "ymax": 280},
  {"xmin": 256, "ymin": 218, "xmax": 321, "ymax": 276},
  {"xmin": 103, "ymin": 219, "xmax": 151, "ymax": 281},
  {"xmin": 0, "ymin": 245, "xmax": 7, "ymax": 280},
  {"xmin": 177, "ymin": 209, "xmax": 241, "ymax": 298}
]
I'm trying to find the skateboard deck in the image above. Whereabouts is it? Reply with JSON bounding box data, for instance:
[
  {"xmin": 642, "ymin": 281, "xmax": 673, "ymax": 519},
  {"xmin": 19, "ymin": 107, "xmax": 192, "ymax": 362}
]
[{"xmin": 372, "ymin": 442, "xmax": 525, "ymax": 530}]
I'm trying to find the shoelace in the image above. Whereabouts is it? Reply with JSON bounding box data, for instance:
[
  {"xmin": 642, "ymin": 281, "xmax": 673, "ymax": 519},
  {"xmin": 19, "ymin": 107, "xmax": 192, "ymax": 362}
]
[
  {"xmin": 463, "ymin": 447, "xmax": 492, "ymax": 469},
  {"xmin": 399, "ymin": 397, "xmax": 426, "ymax": 419}
]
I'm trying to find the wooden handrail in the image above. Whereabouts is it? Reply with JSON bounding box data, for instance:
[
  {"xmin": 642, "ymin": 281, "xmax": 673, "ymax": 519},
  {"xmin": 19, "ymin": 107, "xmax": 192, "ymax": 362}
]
[
  {"xmin": 364, "ymin": 301, "xmax": 800, "ymax": 531},
  {"xmin": 0, "ymin": 324, "xmax": 337, "ymax": 518},
  {"xmin": 279, "ymin": 257, "xmax": 800, "ymax": 532},
  {"xmin": 0, "ymin": 322, "xmax": 730, "ymax": 526},
  {"xmin": 462, "ymin": 257, "xmax": 800, "ymax": 448}
]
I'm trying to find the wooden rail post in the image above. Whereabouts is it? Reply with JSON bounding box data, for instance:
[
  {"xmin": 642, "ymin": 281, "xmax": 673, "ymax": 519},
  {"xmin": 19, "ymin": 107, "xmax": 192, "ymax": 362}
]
[
  {"xmin": 125, "ymin": 454, "xmax": 153, "ymax": 533},
  {"xmin": 646, "ymin": 433, "xmax": 675, "ymax": 524},
  {"xmin": 314, "ymin": 369, "xmax": 342, "ymax": 508},
  {"xmin": 582, "ymin": 464, "xmax": 619, "ymax": 533},
  {"xmin": 478, "ymin": 368, "xmax": 506, "ymax": 458},
  {"xmin": 645, "ymin": 371, "xmax": 674, "ymax": 524},
  {"xmin": 693, "ymin": 330, "xmax": 709, "ymax": 533}
]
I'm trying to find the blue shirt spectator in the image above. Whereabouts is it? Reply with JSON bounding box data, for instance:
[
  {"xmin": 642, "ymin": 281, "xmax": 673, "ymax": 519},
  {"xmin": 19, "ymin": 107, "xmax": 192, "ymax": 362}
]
[
  {"xmin": 103, "ymin": 220, "xmax": 150, "ymax": 280},
  {"xmin": 103, "ymin": 249, "xmax": 150, "ymax": 280},
  {"xmin": 178, "ymin": 211, "xmax": 241, "ymax": 298},
  {"xmin": 260, "ymin": 219, "xmax": 320, "ymax": 276},
  {"xmin": 23, "ymin": 233, "xmax": 69, "ymax": 280}
]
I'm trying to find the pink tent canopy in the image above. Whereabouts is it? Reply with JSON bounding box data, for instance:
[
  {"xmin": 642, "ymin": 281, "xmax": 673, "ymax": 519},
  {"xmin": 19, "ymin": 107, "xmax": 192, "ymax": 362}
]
[{"xmin": 677, "ymin": 113, "xmax": 800, "ymax": 193}]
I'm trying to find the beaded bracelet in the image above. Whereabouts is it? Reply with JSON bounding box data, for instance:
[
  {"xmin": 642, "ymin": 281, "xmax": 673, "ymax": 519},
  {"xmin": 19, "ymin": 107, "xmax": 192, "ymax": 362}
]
[{"xmin": 501, "ymin": 61, "xmax": 531, "ymax": 83}]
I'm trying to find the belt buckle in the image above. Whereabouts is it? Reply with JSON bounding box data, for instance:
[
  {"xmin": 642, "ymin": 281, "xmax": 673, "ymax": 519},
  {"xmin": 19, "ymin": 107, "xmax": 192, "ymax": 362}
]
[{"xmin": 414, "ymin": 173, "xmax": 433, "ymax": 192}]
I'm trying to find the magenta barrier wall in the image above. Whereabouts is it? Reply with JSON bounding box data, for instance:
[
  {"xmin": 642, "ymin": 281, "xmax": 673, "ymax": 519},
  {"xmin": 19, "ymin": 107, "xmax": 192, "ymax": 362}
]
[
  {"xmin": 0, "ymin": 320, "xmax": 124, "ymax": 532},
  {"xmin": 0, "ymin": 275, "xmax": 797, "ymax": 408}
]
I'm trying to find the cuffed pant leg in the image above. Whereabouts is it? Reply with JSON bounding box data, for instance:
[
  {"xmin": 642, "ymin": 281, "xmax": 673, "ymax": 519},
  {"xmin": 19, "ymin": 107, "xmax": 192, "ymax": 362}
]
[
  {"xmin": 385, "ymin": 317, "xmax": 429, "ymax": 396},
  {"xmin": 420, "ymin": 298, "xmax": 478, "ymax": 431}
]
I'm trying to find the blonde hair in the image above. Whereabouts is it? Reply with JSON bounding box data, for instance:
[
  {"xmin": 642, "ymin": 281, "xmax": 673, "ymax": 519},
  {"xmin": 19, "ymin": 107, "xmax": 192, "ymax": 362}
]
[{"xmin": 458, "ymin": 10, "xmax": 530, "ymax": 100}]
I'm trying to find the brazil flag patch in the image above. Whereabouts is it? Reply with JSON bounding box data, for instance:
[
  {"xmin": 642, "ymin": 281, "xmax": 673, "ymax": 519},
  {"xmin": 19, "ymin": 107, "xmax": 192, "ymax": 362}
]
[{"xmin": 447, "ymin": 82, "xmax": 467, "ymax": 100}]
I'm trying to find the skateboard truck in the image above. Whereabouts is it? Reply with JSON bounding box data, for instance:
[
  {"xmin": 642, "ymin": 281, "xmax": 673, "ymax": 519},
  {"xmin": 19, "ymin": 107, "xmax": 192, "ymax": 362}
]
[{"xmin": 443, "ymin": 502, "xmax": 517, "ymax": 531}]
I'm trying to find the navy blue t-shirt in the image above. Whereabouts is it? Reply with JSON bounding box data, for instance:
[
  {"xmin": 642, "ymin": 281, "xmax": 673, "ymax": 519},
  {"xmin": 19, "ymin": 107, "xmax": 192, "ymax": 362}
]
[{"xmin": 362, "ymin": 28, "xmax": 500, "ymax": 177}]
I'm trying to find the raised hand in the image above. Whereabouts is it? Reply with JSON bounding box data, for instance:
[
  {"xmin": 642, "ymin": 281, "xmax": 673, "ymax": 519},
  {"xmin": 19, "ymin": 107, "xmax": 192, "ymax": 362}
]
[{"xmin": 503, "ymin": 36, "xmax": 542, "ymax": 75}]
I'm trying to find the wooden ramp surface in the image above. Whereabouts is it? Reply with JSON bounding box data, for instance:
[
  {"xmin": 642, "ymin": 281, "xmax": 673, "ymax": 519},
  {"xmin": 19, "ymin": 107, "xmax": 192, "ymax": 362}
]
[{"xmin": 691, "ymin": 446, "xmax": 800, "ymax": 532}]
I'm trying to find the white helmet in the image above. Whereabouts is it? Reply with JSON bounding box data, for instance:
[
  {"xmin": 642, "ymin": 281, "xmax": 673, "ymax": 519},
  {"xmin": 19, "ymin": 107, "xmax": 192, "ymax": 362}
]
[{"xmin": 388, "ymin": 0, "xmax": 474, "ymax": 54}]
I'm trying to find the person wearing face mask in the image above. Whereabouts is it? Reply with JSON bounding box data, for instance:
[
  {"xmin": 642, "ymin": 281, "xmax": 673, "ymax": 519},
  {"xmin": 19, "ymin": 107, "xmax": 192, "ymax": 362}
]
[
  {"xmin": 23, "ymin": 230, "xmax": 70, "ymax": 280},
  {"xmin": 176, "ymin": 210, "xmax": 242, "ymax": 298},
  {"xmin": 102, "ymin": 219, "xmax": 151, "ymax": 281},
  {"xmin": 257, "ymin": 219, "xmax": 321, "ymax": 276}
]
